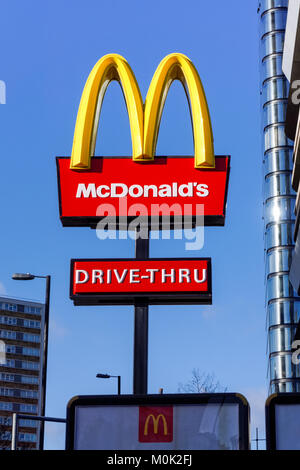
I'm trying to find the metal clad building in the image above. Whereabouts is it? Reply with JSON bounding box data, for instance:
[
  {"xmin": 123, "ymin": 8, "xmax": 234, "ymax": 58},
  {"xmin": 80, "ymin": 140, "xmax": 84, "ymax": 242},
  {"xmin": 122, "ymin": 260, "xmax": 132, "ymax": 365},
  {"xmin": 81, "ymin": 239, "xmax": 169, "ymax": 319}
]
[
  {"xmin": 0, "ymin": 297, "xmax": 44, "ymax": 449},
  {"xmin": 259, "ymin": 0, "xmax": 300, "ymax": 393},
  {"xmin": 283, "ymin": 1, "xmax": 300, "ymax": 296}
]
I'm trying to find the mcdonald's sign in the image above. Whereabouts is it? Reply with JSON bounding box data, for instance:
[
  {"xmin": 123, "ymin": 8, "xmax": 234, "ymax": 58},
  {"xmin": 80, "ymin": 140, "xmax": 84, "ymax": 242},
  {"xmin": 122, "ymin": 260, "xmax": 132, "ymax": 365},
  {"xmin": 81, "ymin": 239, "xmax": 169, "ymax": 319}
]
[
  {"xmin": 139, "ymin": 406, "xmax": 173, "ymax": 443},
  {"xmin": 56, "ymin": 53, "xmax": 230, "ymax": 228}
]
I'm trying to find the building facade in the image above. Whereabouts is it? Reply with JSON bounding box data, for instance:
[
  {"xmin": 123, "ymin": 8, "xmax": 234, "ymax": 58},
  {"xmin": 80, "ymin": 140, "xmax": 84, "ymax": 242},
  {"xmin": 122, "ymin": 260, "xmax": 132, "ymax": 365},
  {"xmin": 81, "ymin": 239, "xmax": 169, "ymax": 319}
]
[
  {"xmin": 283, "ymin": 1, "xmax": 300, "ymax": 299},
  {"xmin": 0, "ymin": 296, "xmax": 45, "ymax": 449},
  {"xmin": 259, "ymin": 0, "xmax": 300, "ymax": 393}
]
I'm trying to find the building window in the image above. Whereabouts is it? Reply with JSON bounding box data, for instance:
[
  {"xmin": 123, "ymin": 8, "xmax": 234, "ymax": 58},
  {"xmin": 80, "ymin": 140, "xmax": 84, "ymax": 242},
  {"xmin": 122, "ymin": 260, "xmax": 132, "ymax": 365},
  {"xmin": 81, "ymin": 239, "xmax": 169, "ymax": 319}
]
[
  {"xmin": 0, "ymin": 402, "xmax": 38, "ymax": 413},
  {"xmin": 24, "ymin": 319, "xmax": 41, "ymax": 329},
  {"xmin": 1, "ymin": 358, "xmax": 39, "ymax": 371},
  {"xmin": 0, "ymin": 329, "xmax": 40, "ymax": 343},
  {"xmin": 0, "ymin": 372, "xmax": 39, "ymax": 384},
  {"xmin": 18, "ymin": 419, "xmax": 38, "ymax": 428},
  {"xmin": 0, "ymin": 431, "xmax": 37, "ymax": 442},
  {"xmin": 0, "ymin": 316, "xmax": 41, "ymax": 329},
  {"xmin": 0, "ymin": 372, "xmax": 15, "ymax": 382},
  {"xmin": 0, "ymin": 431, "xmax": 11, "ymax": 440},
  {"xmin": 4, "ymin": 303, "xmax": 17, "ymax": 312},
  {"xmin": 0, "ymin": 387, "xmax": 38, "ymax": 399},
  {"xmin": 19, "ymin": 403, "xmax": 38, "ymax": 413},
  {"xmin": 24, "ymin": 306, "xmax": 42, "ymax": 315},
  {"xmin": 0, "ymin": 303, "xmax": 42, "ymax": 316},
  {"xmin": 0, "ymin": 416, "xmax": 10, "ymax": 426},
  {"xmin": 18, "ymin": 432, "xmax": 37, "ymax": 442},
  {"xmin": 21, "ymin": 375, "xmax": 39, "ymax": 385},
  {"xmin": 0, "ymin": 401, "xmax": 13, "ymax": 411},
  {"xmin": 23, "ymin": 333, "xmax": 40, "ymax": 343},
  {"xmin": 5, "ymin": 344, "xmax": 40, "ymax": 357}
]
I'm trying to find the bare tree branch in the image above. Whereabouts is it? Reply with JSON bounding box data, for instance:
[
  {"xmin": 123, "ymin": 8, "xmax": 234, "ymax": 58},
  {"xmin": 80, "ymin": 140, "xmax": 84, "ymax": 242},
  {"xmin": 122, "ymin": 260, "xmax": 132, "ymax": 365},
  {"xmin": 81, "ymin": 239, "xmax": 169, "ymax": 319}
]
[{"xmin": 178, "ymin": 368, "xmax": 227, "ymax": 394}]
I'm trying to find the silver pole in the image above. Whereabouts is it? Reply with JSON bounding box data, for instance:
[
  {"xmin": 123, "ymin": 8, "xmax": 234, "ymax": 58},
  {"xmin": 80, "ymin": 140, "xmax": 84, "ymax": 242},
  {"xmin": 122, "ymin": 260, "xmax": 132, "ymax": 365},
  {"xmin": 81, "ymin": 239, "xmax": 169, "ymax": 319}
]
[{"xmin": 11, "ymin": 413, "xmax": 18, "ymax": 450}]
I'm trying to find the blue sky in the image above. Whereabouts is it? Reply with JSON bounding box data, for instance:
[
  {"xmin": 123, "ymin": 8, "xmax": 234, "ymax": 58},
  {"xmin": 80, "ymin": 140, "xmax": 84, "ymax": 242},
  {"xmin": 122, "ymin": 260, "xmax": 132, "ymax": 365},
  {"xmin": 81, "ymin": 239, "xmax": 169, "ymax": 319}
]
[{"xmin": 0, "ymin": 0, "xmax": 266, "ymax": 449}]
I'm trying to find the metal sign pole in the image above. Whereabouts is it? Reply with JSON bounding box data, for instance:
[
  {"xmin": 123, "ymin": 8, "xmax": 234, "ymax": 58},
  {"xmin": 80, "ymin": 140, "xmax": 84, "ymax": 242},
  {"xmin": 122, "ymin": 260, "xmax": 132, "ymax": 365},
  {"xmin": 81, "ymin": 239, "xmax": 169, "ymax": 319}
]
[
  {"xmin": 11, "ymin": 413, "xmax": 18, "ymax": 450},
  {"xmin": 11, "ymin": 414, "xmax": 66, "ymax": 451},
  {"xmin": 133, "ymin": 230, "xmax": 149, "ymax": 394},
  {"xmin": 40, "ymin": 274, "xmax": 51, "ymax": 450}
]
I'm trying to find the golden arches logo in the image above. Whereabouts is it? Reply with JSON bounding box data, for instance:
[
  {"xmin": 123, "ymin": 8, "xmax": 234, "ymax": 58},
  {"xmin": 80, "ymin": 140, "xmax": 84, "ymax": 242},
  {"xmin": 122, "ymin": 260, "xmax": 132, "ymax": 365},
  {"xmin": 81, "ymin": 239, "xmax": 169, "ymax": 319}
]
[
  {"xmin": 70, "ymin": 53, "xmax": 215, "ymax": 170},
  {"xmin": 143, "ymin": 413, "xmax": 168, "ymax": 436}
]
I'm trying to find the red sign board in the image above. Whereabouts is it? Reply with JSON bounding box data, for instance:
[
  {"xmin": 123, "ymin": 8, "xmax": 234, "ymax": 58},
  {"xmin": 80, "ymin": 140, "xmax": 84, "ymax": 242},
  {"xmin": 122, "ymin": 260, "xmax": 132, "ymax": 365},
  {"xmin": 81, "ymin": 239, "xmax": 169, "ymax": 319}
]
[
  {"xmin": 57, "ymin": 156, "xmax": 230, "ymax": 228},
  {"xmin": 70, "ymin": 258, "xmax": 212, "ymax": 305},
  {"xmin": 139, "ymin": 406, "xmax": 173, "ymax": 443}
]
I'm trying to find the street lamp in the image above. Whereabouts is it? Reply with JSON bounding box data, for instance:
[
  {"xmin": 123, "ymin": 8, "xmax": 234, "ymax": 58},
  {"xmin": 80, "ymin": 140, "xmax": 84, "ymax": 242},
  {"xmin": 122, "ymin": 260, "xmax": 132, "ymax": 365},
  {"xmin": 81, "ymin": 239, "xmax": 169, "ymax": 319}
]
[
  {"xmin": 12, "ymin": 272, "xmax": 51, "ymax": 450},
  {"xmin": 96, "ymin": 373, "xmax": 121, "ymax": 395}
]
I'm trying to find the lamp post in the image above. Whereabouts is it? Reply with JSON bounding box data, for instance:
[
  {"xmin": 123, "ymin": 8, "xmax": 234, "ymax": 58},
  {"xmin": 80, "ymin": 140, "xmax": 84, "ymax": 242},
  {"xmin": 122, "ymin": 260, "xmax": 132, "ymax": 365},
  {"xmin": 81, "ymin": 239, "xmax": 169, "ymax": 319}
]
[
  {"xmin": 12, "ymin": 273, "xmax": 51, "ymax": 450},
  {"xmin": 96, "ymin": 373, "xmax": 121, "ymax": 395}
]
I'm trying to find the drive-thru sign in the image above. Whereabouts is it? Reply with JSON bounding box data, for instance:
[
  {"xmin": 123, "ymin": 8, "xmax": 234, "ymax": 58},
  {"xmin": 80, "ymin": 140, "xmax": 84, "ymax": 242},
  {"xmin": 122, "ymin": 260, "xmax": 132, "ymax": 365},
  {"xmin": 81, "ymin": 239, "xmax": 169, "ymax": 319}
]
[{"xmin": 70, "ymin": 258, "xmax": 212, "ymax": 305}]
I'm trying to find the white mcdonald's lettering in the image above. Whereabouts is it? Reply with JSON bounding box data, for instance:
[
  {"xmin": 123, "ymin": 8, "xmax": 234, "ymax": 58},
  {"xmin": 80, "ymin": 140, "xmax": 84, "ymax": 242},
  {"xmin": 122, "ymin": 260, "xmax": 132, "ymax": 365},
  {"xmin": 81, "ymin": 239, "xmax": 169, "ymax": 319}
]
[
  {"xmin": 75, "ymin": 183, "xmax": 209, "ymax": 199},
  {"xmin": 74, "ymin": 268, "xmax": 207, "ymax": 285}
]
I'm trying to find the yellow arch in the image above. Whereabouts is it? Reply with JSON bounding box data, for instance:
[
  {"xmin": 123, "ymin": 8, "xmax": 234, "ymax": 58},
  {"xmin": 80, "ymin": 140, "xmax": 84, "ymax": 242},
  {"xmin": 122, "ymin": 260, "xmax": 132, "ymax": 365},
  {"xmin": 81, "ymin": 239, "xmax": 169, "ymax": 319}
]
[
  {"xmin": 70, "ymin": 53, "xmax": 214, "ymax": 169},
  {"xmin": 144, "ymin": 414, "xmax": 168, "ymax": 435},
  {"xmin": 70, "ymin": 54, "xmax": 144, "ymax": 169},
  {"xmin": 143, "ymin": 53, "xmax": 214, "ymax": 168}
]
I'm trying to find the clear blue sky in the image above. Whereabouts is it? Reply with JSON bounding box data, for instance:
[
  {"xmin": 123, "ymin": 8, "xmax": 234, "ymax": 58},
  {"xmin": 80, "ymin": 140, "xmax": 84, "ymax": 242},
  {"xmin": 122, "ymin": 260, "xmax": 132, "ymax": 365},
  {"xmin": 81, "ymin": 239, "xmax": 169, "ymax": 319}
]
[{"xmin": 0, "ymin": 0, "xmax": 266, "ymax": 449}]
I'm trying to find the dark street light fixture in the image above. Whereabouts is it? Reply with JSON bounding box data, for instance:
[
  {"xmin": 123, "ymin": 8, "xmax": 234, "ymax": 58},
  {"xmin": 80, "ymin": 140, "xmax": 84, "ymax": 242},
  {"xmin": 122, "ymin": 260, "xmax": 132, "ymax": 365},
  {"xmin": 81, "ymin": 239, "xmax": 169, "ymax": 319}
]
[
  {"xmin": 12, "ymin": 272, "xmax": 51, "ymax": 450},
  {"xmin": 96, "ymin": 373, "xmax": 121, "ymax": 395},
  {"xmin": 12, "ymin": 273, "xmax": 36, "ymax": 281}
]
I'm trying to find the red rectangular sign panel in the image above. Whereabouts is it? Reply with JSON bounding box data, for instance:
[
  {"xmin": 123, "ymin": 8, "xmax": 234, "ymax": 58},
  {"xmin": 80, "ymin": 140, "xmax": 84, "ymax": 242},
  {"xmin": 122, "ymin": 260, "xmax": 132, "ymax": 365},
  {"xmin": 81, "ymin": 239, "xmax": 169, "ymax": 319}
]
[
  {"xmin": 70, "ymin": 258, "xmax": 212, "ymax": 305},
  {"xmin": 139, "ymin": 406, "xmax": 173, "ymax": 443},
  {"xmin": 57, "ymin": 156, "xmax": 230, "ymax": 228}
]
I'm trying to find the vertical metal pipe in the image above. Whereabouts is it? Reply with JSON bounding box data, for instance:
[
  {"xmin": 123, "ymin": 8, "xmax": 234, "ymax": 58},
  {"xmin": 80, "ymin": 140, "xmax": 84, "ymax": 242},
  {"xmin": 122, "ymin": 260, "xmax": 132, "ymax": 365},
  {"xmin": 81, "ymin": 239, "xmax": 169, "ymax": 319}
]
[
  {"xmin": 39, "ymin": 275, "xmax": 51, "ymax": 449},
  {"xmin": 133, "ymin": 233, "xmax": 149, "ymax": 394},
  {"xmin": 259, "ymin": 0, "xmax": 300, "ymax": 393},
  {"xmin": 133, "ymin": 302, "xmax": 148, "ymax": 394},
  {"xmin": 11, "ymin": 413, "xmax": 18, "ymax": 450}
]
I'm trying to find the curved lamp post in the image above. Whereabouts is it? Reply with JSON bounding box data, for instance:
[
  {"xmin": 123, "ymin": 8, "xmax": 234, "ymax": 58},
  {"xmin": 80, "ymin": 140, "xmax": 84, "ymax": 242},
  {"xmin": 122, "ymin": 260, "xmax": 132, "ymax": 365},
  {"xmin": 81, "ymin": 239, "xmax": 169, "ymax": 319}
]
[
  {"xmin": 96, "ymin": 373, "xmax": 121, "ymax": 395},
  {"xmin": 12, "ymin": 272, "xmax": 51, "ymax": 450}
]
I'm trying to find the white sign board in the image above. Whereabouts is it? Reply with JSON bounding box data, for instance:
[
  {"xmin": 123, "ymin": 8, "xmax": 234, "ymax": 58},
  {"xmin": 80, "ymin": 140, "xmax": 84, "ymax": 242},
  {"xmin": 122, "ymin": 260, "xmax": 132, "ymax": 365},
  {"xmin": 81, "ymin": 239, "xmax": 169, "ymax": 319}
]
[
  {"xmin": 266, "ymin": 394, "xmax": 300, "ymax": 450},
  {"xmin": 66, "ymin": 394, "xmax": 249, "ymax": 450}
]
